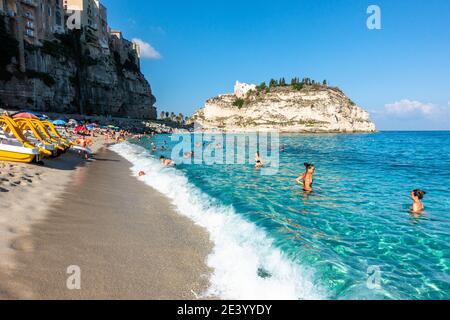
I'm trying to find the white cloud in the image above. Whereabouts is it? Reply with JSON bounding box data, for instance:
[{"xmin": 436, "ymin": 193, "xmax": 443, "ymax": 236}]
[
  {"xmin": 384, "ymin": 99, "xmax": 437, "ymax": 117},
  {"xmin": 132, "ymin": 38, "xmax": 161, "ymax": 60},
  {"xmin": 375, "ymin": 99, "xmax": 450, "ymax": 130}
]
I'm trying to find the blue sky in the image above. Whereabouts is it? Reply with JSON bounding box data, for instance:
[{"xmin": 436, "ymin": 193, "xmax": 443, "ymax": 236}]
[{"xmin": 102, "ymin": 0, "xmax": 450, "ymax": 130}]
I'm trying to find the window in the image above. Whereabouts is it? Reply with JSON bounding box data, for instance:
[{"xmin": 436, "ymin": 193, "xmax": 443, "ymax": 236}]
[{"xmin": 56, "ymin": 11, "xmax": 62, "ymax": 26}]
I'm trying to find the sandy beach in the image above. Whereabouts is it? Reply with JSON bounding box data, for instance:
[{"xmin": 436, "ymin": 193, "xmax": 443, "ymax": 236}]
[{"xmin": 0, "ymin": 144, "xmax": 212, "ymax": 299}]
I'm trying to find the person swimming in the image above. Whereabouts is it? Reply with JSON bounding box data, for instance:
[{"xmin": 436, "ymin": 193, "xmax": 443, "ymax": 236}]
[
  {"xmin": 184, "ymin": 151, "xmax": 194, "ymax": 159},
  {"xmin": 411, "ymin": 189, "xmax": 426, "ymax": 214},
  {"xmin": 160, "ymin": 156, "xmax": 174, "ymax": 166},
  {"xmin": 296, "ymin": 163, "xmax": 315, "ymax": 192},
  {"xmin": 255, "ymin": 152, "xmax": 264, "ymax": 168}
]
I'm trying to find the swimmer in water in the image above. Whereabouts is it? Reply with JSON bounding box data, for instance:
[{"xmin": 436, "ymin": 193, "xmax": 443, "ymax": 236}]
[
  {"xmin": 255, "ymin": 152, "xmax": 264, "ymax": 168},
  {"xmin": 160, "ymin": 156, "xmax": 174, "ymax": 166},
  {"xmin": 184, "ymin": 151, "xmax": 194, "ymax": 159},
  {"xmin": 296, "ymin": 163, "xmax": 315, "ymax": 192},
  {"xmin": 411, "ymin": 189, "xmax": 426, "ymax": 214}
]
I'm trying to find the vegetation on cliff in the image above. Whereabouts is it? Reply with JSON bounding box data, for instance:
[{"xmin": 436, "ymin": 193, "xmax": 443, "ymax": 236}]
[
  {"xmin": 255, "ymin": 77, "xmax": 328, "ymax": 93},
  {"xmin": 159, "ymin": 111, "xmax": 188, "ymax": 124}
]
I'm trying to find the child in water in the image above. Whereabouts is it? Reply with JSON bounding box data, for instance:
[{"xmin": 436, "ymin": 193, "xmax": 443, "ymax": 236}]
[
  {"xmin": 411, "ymin": 189, "xmax": 426, "ymax": 214},
  {"xmin": 296, "ymin": 163, "xmax": 315, "ymax": 192}
]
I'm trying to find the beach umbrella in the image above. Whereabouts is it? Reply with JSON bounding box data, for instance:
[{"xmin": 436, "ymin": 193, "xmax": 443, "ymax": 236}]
[
  {"xmin": 53, "ymin": 120, "xmax": 67, "ymax": 126},
  {"xmin": 27, "ymin": 111, "xmax": 48, "ymax": 120},
  {"xmin": 12, "ymin": 112, "xmax": 39, "ymax": 119}
]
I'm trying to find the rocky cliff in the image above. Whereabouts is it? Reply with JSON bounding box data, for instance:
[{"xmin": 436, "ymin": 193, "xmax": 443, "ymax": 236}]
[
  {"xmin": 0, "ymin": 24, "xmax": 156, "ymax": 119},
  {"xmin": 191, "ymin": 84, "xmax": 376, "ymax": 133}
]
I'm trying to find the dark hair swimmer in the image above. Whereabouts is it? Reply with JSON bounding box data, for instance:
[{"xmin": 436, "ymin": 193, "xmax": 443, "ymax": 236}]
[
  {"xmin": 411, "ymin": 189, "xmax": 426, "ymax": 214},
  {"xmin": 296, "ymin": 163, "xmax": 315, "ymax": 192}
]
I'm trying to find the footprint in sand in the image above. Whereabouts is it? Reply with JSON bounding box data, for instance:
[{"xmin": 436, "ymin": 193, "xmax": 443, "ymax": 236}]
[
  {"xmin": 21, "ymin": 177, "xmax": 33, "ymax": 184},
  {"xmin": 10, "ymin": 238, "xmax": 34, "ymax": 252},
  {"xmin": 8, "ymin": 227, "xmax": 18, "ymax": 234}
]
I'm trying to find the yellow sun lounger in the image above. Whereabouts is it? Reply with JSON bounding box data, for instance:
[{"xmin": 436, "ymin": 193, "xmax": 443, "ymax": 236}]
[
  {"xmin": 12, "ymin": 118, "xmax": 63, "ymax": 155},
  {"xmin": 42, "ymin": 120, "xmax": 73, "ymax": 147},
  {"xmin": 1, "ymin": 116, "xmax": 53, "ymax": 157},
  {"xmin": 27, "ymin": 119, "xmax": 71, "ymax": 150},
  {"xmin": 0, "ymin": 116, "xmax": 49, "ymax": 163}
]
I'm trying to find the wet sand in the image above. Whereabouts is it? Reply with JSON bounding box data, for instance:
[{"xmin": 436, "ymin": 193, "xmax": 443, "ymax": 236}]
[{"xmin": 1, "ymin": 148, "xmax": 212, "ymax": 299}]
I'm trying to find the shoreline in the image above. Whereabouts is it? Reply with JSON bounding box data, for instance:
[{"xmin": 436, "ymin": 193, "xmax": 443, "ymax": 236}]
[{"xmin": 0, "ymin": 143, "xmax": 212, "ymax": 299}]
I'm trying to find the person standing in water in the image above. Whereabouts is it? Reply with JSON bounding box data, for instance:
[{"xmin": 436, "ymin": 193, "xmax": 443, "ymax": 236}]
[
  {"xmin": 411, "ymin": 189, "xmax": 426, "ymax": 214},
  {"xmin": 255, "ymin": 152, "xmax": 264, "ymax": 168},
  {"xmin": 296, "ymin": 163, "xmax": 315, "ymax": 192}
]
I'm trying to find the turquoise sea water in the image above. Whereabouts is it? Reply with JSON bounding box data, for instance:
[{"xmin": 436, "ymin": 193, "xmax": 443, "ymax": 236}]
[{"xmin": 124, "ymin": 132, "xmax": 450, "ymax": 300}]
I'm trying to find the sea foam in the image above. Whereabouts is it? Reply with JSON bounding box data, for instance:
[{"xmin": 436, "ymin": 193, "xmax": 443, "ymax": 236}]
[{"xmin": 110, "ymin": 142, "xmax": 325, "ymax": 300}]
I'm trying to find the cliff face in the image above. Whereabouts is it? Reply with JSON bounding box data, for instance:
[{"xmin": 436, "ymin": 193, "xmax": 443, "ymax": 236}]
[
  {"xmin": 191, "ymin": 85, "xmax": 376, "ymax": 133},
  {"xmin": 0, "ymin": 28, "xmax": 156, "ymax": 119}
]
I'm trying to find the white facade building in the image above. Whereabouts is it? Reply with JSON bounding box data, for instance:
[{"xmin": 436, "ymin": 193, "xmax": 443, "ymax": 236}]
[{"xmin": 234, "ymin": 81, "xmax": 256, "ymax": 99}]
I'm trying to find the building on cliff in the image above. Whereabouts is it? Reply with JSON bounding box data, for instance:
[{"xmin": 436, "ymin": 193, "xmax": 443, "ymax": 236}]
[
  {"xmin": 0, "ymin": 0, "xmax": 66, "ymax": 69},
  {"xmin": 234, "ymin": 81, "xmax": 256, "ymax": 99},
  {"xmin": 190, "ymin": 82, "xmax": 377, "ymax": 133},
  {"xmin": 0, "ymin": 0, "xmax": 157, "ymax": 119},
  {"xmin": 1, "ymin": 0, "xmax": 139, "ymax": 60},
  {"xmin": 110, "ymin": 30, "xmax": 140, "ymax": 69}
]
